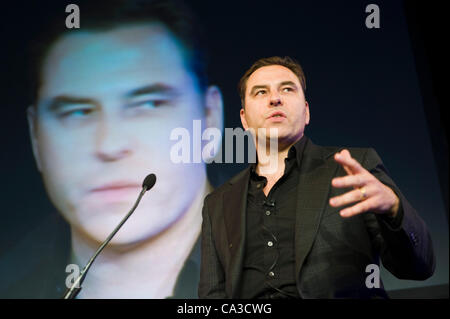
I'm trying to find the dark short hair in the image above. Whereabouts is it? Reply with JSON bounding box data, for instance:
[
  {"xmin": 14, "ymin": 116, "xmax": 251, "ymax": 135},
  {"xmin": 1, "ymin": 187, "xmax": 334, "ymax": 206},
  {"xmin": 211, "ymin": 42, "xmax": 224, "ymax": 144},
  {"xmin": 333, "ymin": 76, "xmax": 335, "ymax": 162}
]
[
  {"xmin": 27, "ymin": 0, "xmax": 208, "ymax": 104},
  {"xmin": 238, "ymin": 56, "xmax": 306, "ymax": 108}
]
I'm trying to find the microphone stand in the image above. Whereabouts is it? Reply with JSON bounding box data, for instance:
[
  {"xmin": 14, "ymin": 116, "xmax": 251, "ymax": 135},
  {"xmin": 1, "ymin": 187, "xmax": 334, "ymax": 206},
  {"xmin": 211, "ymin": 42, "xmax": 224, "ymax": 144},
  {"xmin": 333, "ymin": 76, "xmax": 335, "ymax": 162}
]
[{"xmin": 62, "ymin": 185, "xmax": 149, "ymax": 299}]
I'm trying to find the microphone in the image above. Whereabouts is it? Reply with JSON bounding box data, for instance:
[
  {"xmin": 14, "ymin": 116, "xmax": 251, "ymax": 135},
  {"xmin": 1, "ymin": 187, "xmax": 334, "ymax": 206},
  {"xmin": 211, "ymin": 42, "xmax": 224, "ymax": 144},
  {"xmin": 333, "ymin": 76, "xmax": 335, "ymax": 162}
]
[
  {"xmin": 62, "ymin": 173, "xmax": 157, "ymax": 299},
  {"xmin": 142, "ymin": 173, "xmax": 156, "ymax": 191}
]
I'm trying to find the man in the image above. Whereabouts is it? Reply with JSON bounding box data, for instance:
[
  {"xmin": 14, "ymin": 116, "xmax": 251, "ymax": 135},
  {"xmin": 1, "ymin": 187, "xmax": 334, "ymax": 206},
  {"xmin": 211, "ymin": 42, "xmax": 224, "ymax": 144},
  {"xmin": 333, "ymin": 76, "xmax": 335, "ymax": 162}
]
[
  {"xmin": 198, "ymin": 56, "xmax": 435, "ymax": 298},
  {"xmin": 16, "ymin": 0, "xmax": 223, "ymax": 298}
]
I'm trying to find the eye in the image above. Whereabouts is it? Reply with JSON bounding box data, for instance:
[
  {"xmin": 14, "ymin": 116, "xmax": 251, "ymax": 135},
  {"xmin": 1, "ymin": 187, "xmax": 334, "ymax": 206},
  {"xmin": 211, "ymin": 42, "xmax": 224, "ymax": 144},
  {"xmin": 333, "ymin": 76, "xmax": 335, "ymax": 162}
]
[
  {"xmin": 255, "ymin": 90, "xmax": 267, "ymax": 96},
  {"xmin": 282, "ymin": 87, "xmax": 294, "ymax": 92},
  {"xmin": 57, "ymin": 105, "xmax": 95, "ymax": 118},
  {"xmin": 127, "ymin": 98, "xmax": 170, "ymax": 109}
]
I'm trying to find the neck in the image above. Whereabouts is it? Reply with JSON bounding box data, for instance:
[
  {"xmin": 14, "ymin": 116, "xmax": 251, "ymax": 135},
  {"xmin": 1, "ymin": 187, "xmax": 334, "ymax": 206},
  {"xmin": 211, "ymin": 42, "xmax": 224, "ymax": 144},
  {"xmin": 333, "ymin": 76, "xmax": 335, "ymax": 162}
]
[
  {"xmin": 70, "ymin": 178, "xmax": 212, "ymax": 299},
  {"xmin": 255, "ymin": 134, "xmax": 302, "ymax": 177}
]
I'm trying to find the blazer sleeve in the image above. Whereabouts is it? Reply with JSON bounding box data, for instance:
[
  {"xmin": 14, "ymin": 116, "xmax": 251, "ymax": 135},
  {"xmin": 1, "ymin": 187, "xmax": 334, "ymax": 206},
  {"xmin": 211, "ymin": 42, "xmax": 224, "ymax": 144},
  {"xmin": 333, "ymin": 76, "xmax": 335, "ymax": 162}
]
[
  {"xmin": 198, "ymin": 195, "xmax": 228, "ymax": 298},
  {"xmin": 361, "ymin": 148, "xmax": 436, "ymax": 280}
]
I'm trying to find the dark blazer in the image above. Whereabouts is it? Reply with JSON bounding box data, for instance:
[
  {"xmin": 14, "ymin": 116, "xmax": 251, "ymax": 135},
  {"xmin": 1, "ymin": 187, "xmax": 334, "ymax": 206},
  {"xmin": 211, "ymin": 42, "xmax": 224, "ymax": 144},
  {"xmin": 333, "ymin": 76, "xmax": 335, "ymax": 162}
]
[{"xmin": 198, "ymin": 137, "xmax": 435, "ymax": 298}]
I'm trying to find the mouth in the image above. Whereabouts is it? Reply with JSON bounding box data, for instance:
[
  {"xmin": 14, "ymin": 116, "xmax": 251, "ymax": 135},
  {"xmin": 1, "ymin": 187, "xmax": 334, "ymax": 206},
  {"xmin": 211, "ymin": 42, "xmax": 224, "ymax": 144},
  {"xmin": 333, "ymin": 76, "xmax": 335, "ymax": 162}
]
[
  {"xmin": 91, "ymin": 182, "xmax": 141, "ymax": 193},
  {"xmin": 87, "ymin": 181, "xmax": 142, "ymax": 203},
  {"xmin": 266, "ymin": 111, "xmax": 287, "ymax": 121}
]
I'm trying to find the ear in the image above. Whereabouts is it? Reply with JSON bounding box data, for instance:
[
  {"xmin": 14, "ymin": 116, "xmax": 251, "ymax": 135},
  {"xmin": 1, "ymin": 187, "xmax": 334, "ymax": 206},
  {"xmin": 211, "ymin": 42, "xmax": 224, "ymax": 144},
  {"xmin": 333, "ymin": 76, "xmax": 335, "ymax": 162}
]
[
  {"xmin": 240, "ymin": 108, "xmax": 249, "ymax": 130},
  {"xmin": 305, "ymin": 101, "xmax": 310, "ymax": 125},
  {"xmin": 204, "ymin": 85, "xmax": 223, "ymax": 132},
  {"xmin": 27, "ymin": 106, "xmax": 42, "ymax": 172},
  {"xmin": 202, "ymin": 86, "xmax": 224, "ymax": 162}
]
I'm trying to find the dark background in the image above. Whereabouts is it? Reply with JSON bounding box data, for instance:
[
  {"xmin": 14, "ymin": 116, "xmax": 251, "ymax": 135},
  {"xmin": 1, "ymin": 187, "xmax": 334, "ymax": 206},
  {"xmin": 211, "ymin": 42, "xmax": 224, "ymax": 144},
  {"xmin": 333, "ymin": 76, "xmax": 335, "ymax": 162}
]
[{"xmin": 0, "ymin": 0, "xmax": 448, "ymax": 298}]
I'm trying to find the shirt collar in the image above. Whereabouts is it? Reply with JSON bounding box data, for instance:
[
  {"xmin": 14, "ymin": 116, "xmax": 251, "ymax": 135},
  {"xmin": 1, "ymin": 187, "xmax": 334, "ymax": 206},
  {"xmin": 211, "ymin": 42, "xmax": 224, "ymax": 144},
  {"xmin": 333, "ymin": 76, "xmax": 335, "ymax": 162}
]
[
  {"xmin": 250, "ymin": 135, "xmax": 308, "ymax": 174},
  {"xmin": 290, "ymin": 134, "xmax": 308, "ymax": 168}
]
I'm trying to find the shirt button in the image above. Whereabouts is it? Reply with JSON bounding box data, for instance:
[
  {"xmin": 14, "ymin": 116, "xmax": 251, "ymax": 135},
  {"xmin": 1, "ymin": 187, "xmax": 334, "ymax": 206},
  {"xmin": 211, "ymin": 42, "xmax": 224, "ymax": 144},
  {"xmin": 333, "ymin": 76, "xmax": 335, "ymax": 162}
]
[
  {"xmin": 256, "ymin": 183, "xmax": 261, "ymax": 189},
  {"xmin": 265, "ymin": 210, "xmax": 271, "ymax": 216},
  {"xmin": 267, "ymin": 241, "xmax": 273, "ymax": 247},
  {"xmin": 269, "ymin": 271, "xmax": 275, "ymax": 277}
]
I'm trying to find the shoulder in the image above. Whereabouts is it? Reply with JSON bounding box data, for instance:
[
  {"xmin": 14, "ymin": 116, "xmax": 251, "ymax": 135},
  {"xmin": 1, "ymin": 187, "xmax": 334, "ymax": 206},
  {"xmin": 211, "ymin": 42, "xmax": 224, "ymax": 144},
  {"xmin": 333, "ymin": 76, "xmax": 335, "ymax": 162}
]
[
  {"xmin": 305, "ymin": 138, "xmax": 376, "ymax": 162},
  {"xmin": 205, "ymin": 167, "xmax": 250, "ymax": 203},
  {"xmin": 309, "ymin": 140, "xmax": 383, "ymax": 172}
]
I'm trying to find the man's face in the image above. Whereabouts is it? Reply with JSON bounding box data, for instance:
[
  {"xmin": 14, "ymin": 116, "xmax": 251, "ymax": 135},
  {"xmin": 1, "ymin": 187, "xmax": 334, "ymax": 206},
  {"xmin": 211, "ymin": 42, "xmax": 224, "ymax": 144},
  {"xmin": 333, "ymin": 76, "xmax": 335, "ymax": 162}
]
[
  {"xmin": 240, "ymin": 65, "xmax": 310, "ymax": 146},
  {"xmin": 29, "ymin": 23, "xmax": 209, "ymax": 245}
]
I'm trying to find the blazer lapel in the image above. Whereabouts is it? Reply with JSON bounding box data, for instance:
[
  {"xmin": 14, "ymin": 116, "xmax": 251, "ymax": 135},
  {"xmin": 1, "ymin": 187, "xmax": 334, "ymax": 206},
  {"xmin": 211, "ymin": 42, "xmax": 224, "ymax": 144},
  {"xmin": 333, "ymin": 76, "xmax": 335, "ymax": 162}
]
[
  {"xmin": 222, "ymin": 167, "xmax": 250, "ymax": 298},
  {"xmin": 294, "ymin": 139, "xmax": 339, "ymax": 278},
  {"xmin": 221, "ymin": 138, "xmax": 339, "ymax": 297}
]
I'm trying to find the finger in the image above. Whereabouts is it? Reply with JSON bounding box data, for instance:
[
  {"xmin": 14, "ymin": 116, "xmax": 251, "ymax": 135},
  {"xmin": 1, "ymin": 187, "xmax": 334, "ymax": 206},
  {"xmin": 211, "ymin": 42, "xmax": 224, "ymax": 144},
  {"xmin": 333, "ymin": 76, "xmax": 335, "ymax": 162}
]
[
  {"xmin": 334, "ymin": 149, "xmax": 365, "ymax": 174},
  {"xmin": 334, "ymin": 151, "xmax": 353, "ymax": 175},
  {"xmin": 332, "ymin": 174, "xmax": 368, "ymax": 189},
  {"xmin": 329, "ymin": 187, "xmax": 371, "ymax": 208},
  {"xmin": 339, "ymin": 197, "xmax": 377, "ymax": 218},
  {"xmin": 342, "ymin": 164, "xmax": 353, "ymax": 176}
]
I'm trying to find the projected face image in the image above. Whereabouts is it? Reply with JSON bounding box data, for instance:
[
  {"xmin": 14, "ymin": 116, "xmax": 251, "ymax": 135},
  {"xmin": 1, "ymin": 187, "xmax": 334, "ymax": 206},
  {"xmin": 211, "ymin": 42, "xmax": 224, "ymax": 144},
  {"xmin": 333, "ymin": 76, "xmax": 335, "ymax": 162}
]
[{"xmin": 29, "ymin": 23, "xmax": 208, "ymax": 245}]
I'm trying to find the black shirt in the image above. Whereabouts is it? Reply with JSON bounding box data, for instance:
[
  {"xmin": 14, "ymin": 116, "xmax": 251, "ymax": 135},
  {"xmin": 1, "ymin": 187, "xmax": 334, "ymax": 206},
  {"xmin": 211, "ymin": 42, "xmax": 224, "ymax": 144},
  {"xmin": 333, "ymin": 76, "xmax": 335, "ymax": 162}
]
[{"xmin": 240, "ymin": 136, "xmax": 307, "ymax": 299}]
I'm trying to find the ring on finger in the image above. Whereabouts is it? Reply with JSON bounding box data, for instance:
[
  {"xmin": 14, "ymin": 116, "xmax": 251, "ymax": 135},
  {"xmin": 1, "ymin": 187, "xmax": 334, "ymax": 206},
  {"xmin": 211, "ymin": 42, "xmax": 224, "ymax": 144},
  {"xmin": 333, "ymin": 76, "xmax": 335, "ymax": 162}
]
[{"xmin": 359, "ymin": 186, "xmax": 368, "ymax": 200}]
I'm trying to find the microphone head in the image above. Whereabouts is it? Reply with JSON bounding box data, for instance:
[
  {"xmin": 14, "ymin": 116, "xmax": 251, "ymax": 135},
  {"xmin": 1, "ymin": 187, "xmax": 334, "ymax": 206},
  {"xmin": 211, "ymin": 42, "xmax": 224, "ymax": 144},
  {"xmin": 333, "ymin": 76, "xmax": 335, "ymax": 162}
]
[{"xmin": 142, "ymin": 174, "xmax": 157, "ymax": 191}]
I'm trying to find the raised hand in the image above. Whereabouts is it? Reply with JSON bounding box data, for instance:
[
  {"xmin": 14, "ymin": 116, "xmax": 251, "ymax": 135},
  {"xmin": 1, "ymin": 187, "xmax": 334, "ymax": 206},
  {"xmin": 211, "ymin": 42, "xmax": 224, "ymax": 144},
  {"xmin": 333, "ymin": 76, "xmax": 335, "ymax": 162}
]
[{"xmin": 329, "ymin": 149, "xmax": 399, "ymax": 218}]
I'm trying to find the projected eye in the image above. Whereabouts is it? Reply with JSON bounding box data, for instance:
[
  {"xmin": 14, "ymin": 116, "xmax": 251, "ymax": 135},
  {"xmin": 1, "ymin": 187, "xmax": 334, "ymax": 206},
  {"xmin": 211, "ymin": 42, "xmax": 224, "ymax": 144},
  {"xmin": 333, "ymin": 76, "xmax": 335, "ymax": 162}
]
[
  {"xmin": 282, "ymin": 87, "xmax": 294, "ymax": 92},
  {"xmin": 57, "ymin": 105, "xmax": 96, "ymax": 118},
  {"xmin": 127, "ymin": 99, "xmax": 170, "ymax": 109},
  {"xmin": 124, "ymin": 95, "xmax": 174, "ymax": 116}
]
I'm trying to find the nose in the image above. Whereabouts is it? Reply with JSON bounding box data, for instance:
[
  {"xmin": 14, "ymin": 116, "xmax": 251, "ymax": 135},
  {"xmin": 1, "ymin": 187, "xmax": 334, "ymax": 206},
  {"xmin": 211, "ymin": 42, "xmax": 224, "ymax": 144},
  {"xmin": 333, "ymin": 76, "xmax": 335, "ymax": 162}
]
[
  {"xmin": 95, "ymin": 116, "xmax": 133, "ymax": 162},
  {"xmin": 269, "ymin": 92, "xmax": 282, "ymax": 107}
]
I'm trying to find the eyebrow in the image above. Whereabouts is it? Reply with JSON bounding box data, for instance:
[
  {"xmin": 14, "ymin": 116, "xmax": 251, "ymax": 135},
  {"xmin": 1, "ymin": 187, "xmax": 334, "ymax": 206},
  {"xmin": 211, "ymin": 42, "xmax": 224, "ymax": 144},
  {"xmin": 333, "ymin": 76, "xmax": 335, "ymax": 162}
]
[
  {"xmin": 249, "ymin": 85, "xmax": 269, "ymax": 96},
  {"xmin": 249, "ymin": 81, "xmax": 298, "ymax": 96},
  {"xmin": 44, "ymin": 83, "xmax": 181, "ymax": 111},
  {"xmin": 46, "ymin": 96, "xmax": 98, "ymax": 112},
  {"xmin": 279, "ymin": 81, "xmax": 298, "ymax": 88},
  {"xmin": 125, "ymin": 83, "xmax": 179, "ymax": 98}
]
